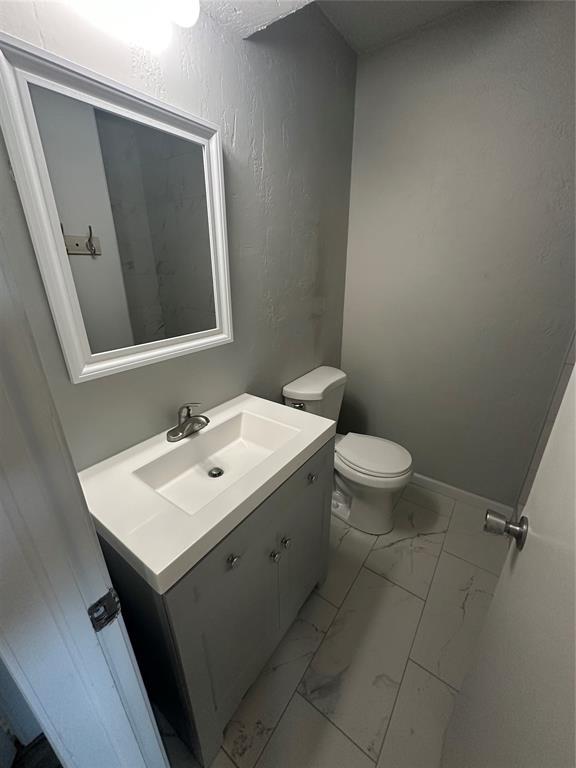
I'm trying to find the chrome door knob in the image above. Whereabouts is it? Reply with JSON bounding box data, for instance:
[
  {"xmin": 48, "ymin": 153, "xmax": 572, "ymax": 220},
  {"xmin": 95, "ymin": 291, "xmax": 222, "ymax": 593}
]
[
  {"xmin": 269, "ymin": 551, "xmax": 281, "ymax": 563},
  {"xmin": 484, "ymin": 510, "xmax": 529, "ymax": 551},
  {"xmin": 226, "ymin": 554, "xmax": 241, "ymax": 569},
  {"xmin": 307, "ymin": 472, "xmax": 319, "ymax": 484},
  {"xmin": 281, "ymin": 536, "xmax": 292, "ymax": 550}
]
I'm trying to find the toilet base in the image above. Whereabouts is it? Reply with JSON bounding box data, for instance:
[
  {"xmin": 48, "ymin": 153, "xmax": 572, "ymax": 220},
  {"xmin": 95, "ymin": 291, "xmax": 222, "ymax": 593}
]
[
  {"xmin": 348, "ymin": 486, "xmax": 395, "ymax": 535},
  {"xmin": 333, "ymin": 473, "xmax": 407, "ymax": 535}
]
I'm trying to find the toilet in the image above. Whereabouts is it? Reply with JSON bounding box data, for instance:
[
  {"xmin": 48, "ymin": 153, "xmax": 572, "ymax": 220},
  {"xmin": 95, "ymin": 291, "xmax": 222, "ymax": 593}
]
[{"xmin": 282, "ymin": 366, "xmax": 412, "ymax": 535}]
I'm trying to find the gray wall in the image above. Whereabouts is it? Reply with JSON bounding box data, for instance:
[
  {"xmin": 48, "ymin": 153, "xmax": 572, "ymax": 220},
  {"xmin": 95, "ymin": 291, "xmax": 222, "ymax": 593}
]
[
  {"xmin": 0, "ymin": 2, "xmax": 356, "ymax": 470},
  {"xmin": 518, "ymin": 335, "xmax": 574, "ymax": 509},
  {"xmin": 341, "ymin": 1, "xmax": 575, "ymax": 505}
]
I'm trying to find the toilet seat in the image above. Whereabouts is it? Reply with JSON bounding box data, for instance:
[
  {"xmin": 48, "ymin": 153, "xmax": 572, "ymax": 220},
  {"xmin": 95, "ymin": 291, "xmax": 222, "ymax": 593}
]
[{"xmin": 336, "ymin": 433, "xmax": 412, "ymax": 478}]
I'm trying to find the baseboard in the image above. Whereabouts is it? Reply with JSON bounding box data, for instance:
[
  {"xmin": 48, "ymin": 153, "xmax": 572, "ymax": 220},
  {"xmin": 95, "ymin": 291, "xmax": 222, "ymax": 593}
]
[{"xmin": 411, "ymin": 473, "xmax": 514, "ymax": 517}]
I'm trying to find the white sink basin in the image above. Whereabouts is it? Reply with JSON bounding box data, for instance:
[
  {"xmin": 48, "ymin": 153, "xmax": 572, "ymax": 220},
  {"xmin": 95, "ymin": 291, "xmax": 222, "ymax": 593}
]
[
  {"xmin": 79, "ymin": 394, "xmax": 335, "ymax": 593},
  {"xmin": 135, "ymin": 412, "xmax": 299, "ymax": 517}
]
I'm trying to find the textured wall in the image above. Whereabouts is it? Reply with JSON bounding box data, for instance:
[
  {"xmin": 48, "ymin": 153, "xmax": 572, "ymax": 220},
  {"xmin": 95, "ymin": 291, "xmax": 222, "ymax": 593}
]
[
  {"xmin": 0, "ymin": 2, "xmax": 355, "ymax": 470},
  {"xmin": 203, "ymin": 0, "xmax": 313, "ymax": 38},
  {"xmin": 341, "ymin": 1, "xmax": 575, "ymax": 505}
]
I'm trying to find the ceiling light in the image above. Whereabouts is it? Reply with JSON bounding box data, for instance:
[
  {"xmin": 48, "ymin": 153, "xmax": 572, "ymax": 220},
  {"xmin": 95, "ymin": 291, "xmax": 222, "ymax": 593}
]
[
  {"xmin": 65, "ymin": 0, "xmax": 200, "ymax": 54},
  {"xmin": 167, "ymin": 0, "xmax": 201, "ymax": 28}
]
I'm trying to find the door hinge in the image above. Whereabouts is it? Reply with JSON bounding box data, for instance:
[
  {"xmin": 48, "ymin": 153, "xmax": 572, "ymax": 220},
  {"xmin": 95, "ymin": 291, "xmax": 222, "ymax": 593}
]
[{"xmin": 88, "ymin": 588, "xmax": 121, "ymax": 632}]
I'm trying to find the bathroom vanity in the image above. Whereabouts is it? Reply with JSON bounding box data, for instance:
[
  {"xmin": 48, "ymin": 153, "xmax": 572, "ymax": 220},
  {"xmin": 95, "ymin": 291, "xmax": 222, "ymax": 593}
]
[{"xmin": 79, "ymin": 395, "xmax": 335, "ymax": 765}]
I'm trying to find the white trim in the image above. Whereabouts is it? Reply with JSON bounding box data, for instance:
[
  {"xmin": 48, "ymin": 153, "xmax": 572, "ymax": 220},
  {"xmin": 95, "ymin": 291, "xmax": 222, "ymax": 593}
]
[
  {"xmin": 0, "ymin": 162, "xmax": 169, "ymax": 767},
  {"xmin": 0, "ymin": 34, "xmax": 233, "ymax": 383},
  {"xmin": 411, "ymin": 473, "xmax": 515, "ymax": 517}
]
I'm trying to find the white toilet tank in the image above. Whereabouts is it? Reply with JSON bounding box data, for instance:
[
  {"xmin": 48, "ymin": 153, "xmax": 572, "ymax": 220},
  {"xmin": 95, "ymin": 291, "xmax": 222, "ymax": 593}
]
[{"xmin": 282, "ymin": 366, "xmax": 347, "ymax": 421}]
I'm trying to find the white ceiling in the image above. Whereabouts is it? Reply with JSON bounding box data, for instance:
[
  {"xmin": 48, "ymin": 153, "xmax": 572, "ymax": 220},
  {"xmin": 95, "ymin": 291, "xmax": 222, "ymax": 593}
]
[
  {"xmin": 204, "ymin": 0, "xmax": 474, "ymax": 52},
  {"xmin": 318, "ymin": 1, "xmax": 473, "ymax": 54}
]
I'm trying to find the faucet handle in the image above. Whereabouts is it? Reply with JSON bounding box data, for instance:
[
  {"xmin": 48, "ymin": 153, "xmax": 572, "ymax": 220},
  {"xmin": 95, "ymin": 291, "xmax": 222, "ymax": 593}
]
[{"xmin": 178, "ymin": 403, "xmax": 201, "ymax": 422}]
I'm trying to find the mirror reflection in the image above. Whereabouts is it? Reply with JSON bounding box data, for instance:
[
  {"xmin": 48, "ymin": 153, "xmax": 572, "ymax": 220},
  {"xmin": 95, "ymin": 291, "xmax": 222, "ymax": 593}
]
[{"xmin": 30, "ymin": 84, "xmax": 216, "ymax": 354}]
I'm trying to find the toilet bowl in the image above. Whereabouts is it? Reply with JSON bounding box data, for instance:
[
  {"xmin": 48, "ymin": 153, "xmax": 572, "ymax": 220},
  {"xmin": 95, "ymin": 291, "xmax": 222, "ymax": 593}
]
[
  {"xmin": 282, "ymin": 366, "xmax": 413, "ymax": 535},
  {"xmin": 333, "ymin": 433, "xmax": 412, "ymax": 534}
]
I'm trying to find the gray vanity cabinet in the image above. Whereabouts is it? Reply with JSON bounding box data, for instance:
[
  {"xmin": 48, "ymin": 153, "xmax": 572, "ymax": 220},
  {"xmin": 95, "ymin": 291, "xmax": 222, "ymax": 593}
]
[
  {"xmin": 274, "ymin": 451, "xmax": 331, "ymax": 634},
  {"xmin": 101, "ymin": 439, "xmax": 333, "ymax": 767},
  {"xmin": 164, "ymin": 491, "xmax": 281, "ymax": 733}
]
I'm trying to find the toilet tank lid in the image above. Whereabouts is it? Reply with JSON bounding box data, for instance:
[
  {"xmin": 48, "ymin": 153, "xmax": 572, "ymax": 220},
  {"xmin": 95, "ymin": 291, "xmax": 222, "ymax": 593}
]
[{"xmin": 282, "ymin": 366, "xmax": 347, "ymax": 401}]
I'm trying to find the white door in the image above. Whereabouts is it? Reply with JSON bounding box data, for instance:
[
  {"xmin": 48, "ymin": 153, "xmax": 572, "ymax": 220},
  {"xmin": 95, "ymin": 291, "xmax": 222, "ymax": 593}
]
[
  {"xmin": 0, "ymin": 227, "xmax": 169, "ymax": 768},
  {"xmin": 441, "ymin": 371, "xmax": 575, "ymax": 768}
]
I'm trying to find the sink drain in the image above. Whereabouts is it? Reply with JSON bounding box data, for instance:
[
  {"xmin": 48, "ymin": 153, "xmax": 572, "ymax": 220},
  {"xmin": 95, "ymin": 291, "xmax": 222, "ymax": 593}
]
[{"xmin": 208, "ymin": 467, "xmax": 224, "ymax": 478}]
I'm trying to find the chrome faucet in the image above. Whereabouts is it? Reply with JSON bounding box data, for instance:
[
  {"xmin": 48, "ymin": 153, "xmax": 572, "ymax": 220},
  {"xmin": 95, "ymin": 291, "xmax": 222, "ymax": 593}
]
[{"xmin": 166, "ymin": 403, "xmax": 210, "ymax": 442}]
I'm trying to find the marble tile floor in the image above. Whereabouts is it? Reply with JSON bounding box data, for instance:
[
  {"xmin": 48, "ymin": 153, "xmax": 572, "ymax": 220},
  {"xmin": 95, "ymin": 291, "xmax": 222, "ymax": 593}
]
[{"xmin": 160, "ymin": 482, "xmax": 509, "ymax": 768}]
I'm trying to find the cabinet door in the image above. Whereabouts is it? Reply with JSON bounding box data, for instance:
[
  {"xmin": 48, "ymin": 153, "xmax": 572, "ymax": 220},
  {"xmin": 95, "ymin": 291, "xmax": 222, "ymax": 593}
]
[
  {"xmin": 165, "ymin": 502, "xmax": 280, "ymax": 736},
  {"xmin": 277, "ymin": 442, "xmax": 333, "ymax": 632}
]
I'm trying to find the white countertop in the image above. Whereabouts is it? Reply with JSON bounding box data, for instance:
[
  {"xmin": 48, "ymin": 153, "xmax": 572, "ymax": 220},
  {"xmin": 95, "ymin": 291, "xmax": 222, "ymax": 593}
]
[{"xmin": 79, "ymin": 394, "xmax": 335, "ymax": 594}]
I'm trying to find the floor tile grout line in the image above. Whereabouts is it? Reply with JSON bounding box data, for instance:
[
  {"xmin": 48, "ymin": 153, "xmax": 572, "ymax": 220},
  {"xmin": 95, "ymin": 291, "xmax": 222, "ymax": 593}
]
[
  {"xmin": 373, "ymin": 516, "xmax": 447, "ymax": 768},
  {"xmin": 333, "ymin": 520, "xmax": 380, "ymax": 605},
  {"xmin": 317, "ymin": 516, "xmax": 379, "ymax": 613},
  {"xmin": 293, "ymin": 518, "xmax": 395, "ymax": 764},
  {"xmin": 222, "ymin": 745, "xmax": 237, "ymax": 767},
  {"xmin": 246, "ymin": 596, "xmax": 341, "ymax": 768},
  {"xmin": 318, "ymin": 496, "xmax": 496, "ymax": 766},
  {"xmin": 357, "ymin": 486, "xmax": 457, "ymax": 601},
  {"xmin": 404, "ymin": 483, "xmax": 466, "ymax": 510},
  {"xmin": 362, "ymin": 563, "xmax": 427, "ymax": 603},
  {"xmin": 372, "ymin": 613, "xmax": 423, "ymax": 766},
  {"xmin": 407, "ymin": 657, "xmax": 460, "ymax": 695},
  {"xmin": 297, "ymin": 692, "xmax": 378, "ymax": 764},
  {"xmin": 313, "ymin": 509, "xmax": 443, "ymax": 767},
  {"xmin": 248, "ymin": 500, "xmax": 467, "ymax": 768},
  {"xmin": 402, "ymin": 485, "xmax": 457, "ymax": 514},
  {"xmin": 318, "ymin": 593, "xmax": 339, "ymax": 611},
  {"xmin": 222, "ymin": 732, "xmax": 240, "ymax": 767},
  {"xmin": 246, "ymin": 687, "xmax": 298, "ymax": 768},
  {"xmin": 288, "ymin": 573, "xmax": 383, "ymax": 763},
  {"xmin": 440, "ymin": 541, "xmax": 506, "ymax": 578},
  {"xmin": 404, "ymin": 483, "xmax": 457, "ymax": 502},
  {"xmin": 438, "ymin": 492, "xmax": 508, "ymax": 577},
  {"xmin": 193, "ymin": 498, "xmax": 491, "ymax": 768},
  {"xmin": 305, "ymin": 516, "xmax": 388, "ymax": 752},
  {"xmin": 312, "ymin": 507, "xmax": 448, "ymax": 765},
  {"xmin": 241, "ymin": 669, "xmax": 303, "ymax": 767},
  {"xmin": 400, "ymin": 495, "xmax": 456, "ymax": 522},
  {"xmin": 249, "ymin": 688, "xmax": 300, "ymax": 768}
]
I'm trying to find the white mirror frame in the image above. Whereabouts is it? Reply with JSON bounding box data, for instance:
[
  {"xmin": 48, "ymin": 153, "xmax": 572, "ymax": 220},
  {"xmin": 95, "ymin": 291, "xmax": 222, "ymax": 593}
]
[{"xmin": 0, "ymin": 34, "xmax": 232, "ymax": 383}]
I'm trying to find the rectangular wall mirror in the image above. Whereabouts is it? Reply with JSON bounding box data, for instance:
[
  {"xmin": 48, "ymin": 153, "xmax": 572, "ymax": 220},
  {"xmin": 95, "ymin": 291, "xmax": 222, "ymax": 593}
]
[{"xmin": 0, "ymin": 41, "xmax": 232, "ymax": 382}]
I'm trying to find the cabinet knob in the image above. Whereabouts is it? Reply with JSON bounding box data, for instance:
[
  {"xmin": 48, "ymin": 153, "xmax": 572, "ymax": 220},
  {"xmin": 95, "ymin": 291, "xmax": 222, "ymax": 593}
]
[
  {"xmin": 226, "ymin": 554, "xmax": 241, "ymax": 570},
  {"xmin": 281, "ymin": 536, "xmax": 292, "ymax": 550},
  {"xmin": 307, "ymin": 472, "xmax": 319, "ymax": 484},
  {"xmin": 269, "ymin": 550, "xmax": 281, "ymax": 564}
]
